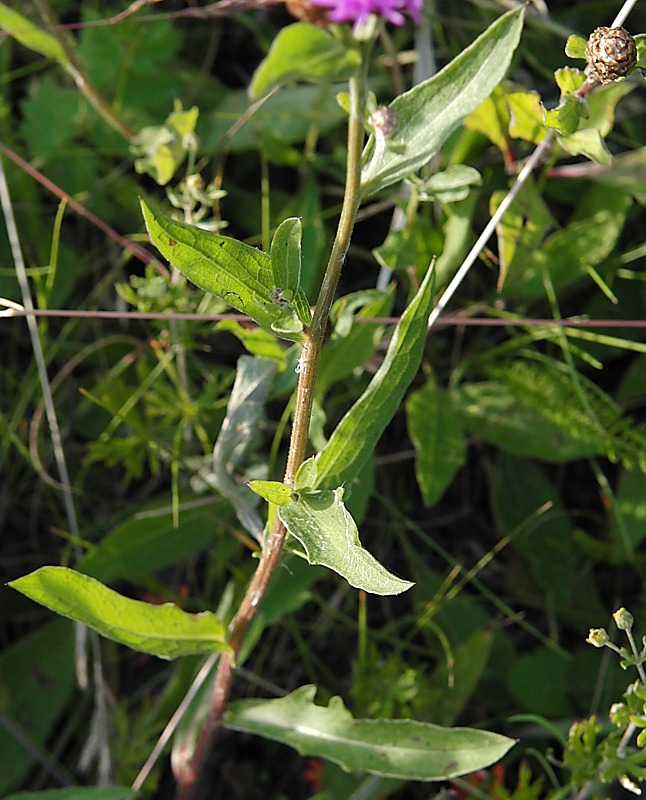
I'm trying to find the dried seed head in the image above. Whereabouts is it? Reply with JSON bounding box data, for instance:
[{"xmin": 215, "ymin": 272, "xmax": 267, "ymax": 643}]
[{"xmin": 585, "ymin": 26, "xmax": 637, "ymax": 84}]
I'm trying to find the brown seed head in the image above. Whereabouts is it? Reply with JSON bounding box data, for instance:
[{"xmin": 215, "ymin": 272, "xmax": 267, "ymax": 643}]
[{"xmin": 585, "ymin": 26, "xmax": 637, "ymax": 84}]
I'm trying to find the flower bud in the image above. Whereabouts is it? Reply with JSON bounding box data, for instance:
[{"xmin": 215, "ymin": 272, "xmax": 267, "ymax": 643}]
[
  {"xmin": 585, "ymin": 26, "xmax": 637, "ymax": 84},
  {"xmin": 587, "ymin": 627, "xmax": 610, "ymax": 647},
  {"xmin": 614, "ymin": 607, "xmax": 634, "ymax": 631}
]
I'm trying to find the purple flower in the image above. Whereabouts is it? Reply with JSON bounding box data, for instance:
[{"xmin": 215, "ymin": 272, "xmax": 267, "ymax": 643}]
[{"xmin": 309, "ymin": 0, "xmax": 423, "ymax": 28}]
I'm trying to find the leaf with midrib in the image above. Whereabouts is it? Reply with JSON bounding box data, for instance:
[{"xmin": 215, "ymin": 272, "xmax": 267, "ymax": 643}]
[
  {"xmin": 9, "ymin": 567, "xmax": 231, "ymax": 660},
  {"xmin": 361, "ymin": 7, "xmax": 524, "ymax": 196},
  {"xmin": 314, "ymin": 263, "xmax": 434, "ymax": 490},
  {"xmin": 0, "ymin": 3, "xmax": 70, "ymax": 64},
  {"xmin": 224, "ymin": 685, "xmax": 516, "ymax": 780},
  {"xmin": 140, "ymin": 200, "xmax": 305, "ymax": 341}
]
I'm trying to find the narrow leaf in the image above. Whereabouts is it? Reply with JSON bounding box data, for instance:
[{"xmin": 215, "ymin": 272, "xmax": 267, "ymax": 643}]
[
  {"xmin": 0, "ymin": 3, "xmax": 70, "ymax": 64},
  {"xmin": 141, "ymin": 200, "xmax": 304, "ymax": 341},
  {"xmin": 279, "ymin": 488, "xmax": 413, "ymax": 595},
  {"xmin": 314, "ymin": 263, "xmax": 434, "ymax": 490},
  {"xmin": 9, "ymin": 567, "xmax": 231, "ymax": 660},
  {"xmin": 270, "ymin": 217, "xmax": 312, "ymax": 326},
  {"xmin": 361, "ymin": 7, "xmax": 524, "ymax": 195},
  {"xmin": 248, "ymin": 480, "xmax": 292, "ymax": 505},
  {"xmin": 224, "ymin": 685, "xmax": 516, "ymax": 780},
  {"xmin": 249, "ymin": 23, "xmax": 360, "ymax": 100}
]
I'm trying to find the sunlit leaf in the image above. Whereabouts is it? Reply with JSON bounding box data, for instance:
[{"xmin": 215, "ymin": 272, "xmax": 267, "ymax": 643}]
[
  {"xmin": 249, "ymin": 23, "xmax": 360, "ymax": 99},
  {"xmin": 314, "ymin": 263, "xmax": 434, "ymax": 490},
  {"xmin": 361, "ymin": 7, "xmax": 524, "ymax": 195},
  {"xmin": 224, "ymin": 685, "xmax": 516, "ymax": 779},
  {"xmin": 9, "ymin": 567, "xmax": 231, "ymax": 660},
  {"xmin": 0, "ymin": 3, "xmax": 69, "ymax": 64},
  {"xmin": 279, "ymin": 488, "xmax": 413, "ymax": 595},
  {"xmin": 141, "ymin": 200, "xmax": 305, "ymax": 341}
]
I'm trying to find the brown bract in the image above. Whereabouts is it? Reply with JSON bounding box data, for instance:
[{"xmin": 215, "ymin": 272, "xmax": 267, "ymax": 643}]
[
  {"xmin": 285, "ymin": 0, "xmax": 330, "ymax": 24},
  {"xmin": 585, "ymin": 26, "xmax": 637, "ymax": 84}
]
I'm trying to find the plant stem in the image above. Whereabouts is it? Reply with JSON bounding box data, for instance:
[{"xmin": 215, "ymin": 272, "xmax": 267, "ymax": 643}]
[{"xmin": 173, "ymin": 57, "xmax": 369, "ymax": 800}]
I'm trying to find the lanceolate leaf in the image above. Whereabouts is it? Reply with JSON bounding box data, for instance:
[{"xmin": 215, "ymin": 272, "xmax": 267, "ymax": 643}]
[
  {"xmin": 0, "ymin": 3, "xmax": 70, "ymax": 65},
  {"xmin": 9, "ymin": 567, "xmax": 231, "ymax": 660},
  {"xmin": 270, "ymin": 217, "xmax": 312, "ymax": 326},
  {"xmin": 278, "ymin": 488, "xmax": 413, "ymax": 595},
  {"xmin": 140, "ymin": 200, "xmax": 305, "ymax": 341},
  {"xmin": 314, "ymin": 264, "xmax": 434, "ymax": 490},
  {"xmin": 224, "ymin": 685, "xmax": 516, "ymax": 780},
  {"xmin": 361, "ymin": 6, "xmax": 525, "ymax": 196}
]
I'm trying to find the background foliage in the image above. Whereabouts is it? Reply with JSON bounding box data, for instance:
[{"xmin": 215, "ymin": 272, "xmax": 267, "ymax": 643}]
[{"xmin": 3, "ymin": 0, "xmax": 646, "ymax": 797}]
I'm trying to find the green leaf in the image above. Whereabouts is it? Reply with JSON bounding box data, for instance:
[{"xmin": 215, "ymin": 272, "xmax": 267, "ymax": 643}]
[
  {"xmin": 0, "ymin": 3, "xmax": 70, "ymax": 64},
  {"xmin": 249, "ymin": 23, "xmax": 360, "ymax": 100},
  {"xmin": 248, "ymin": 480, "xmax": 292, "ymax": 505},
  {"xmin": 5, "ymin": 790, "xmax": 138, "ymax": 800},
  {"xmin": 565, "ymin": 34, "xmax": 587, "ymax": 60},
  {"xmin": 419, "ymin": 165, "xmax": 482, "ymax": 204},
  {"xmin": 8, "ymin": 567, "xmax": 231, "ymax": 660},
  {"xmin": 270, "ymin": 217, "xmax": 312, "ymax": 326},
  {"xmin": 0, "ymin": 621, "xmax": 75, "ymax": 795},
  {"xmin": 224, "ymin": 685, "xmax": 516, "ymax": 780},
  {"xmin": 636, "ymin": 34, "xmax": 646, "ymax": 70},
  {"xmin": 544, "ymin": 94, "xmax": 584, "ymax": 136},
  {"xmin": 493, "ymin": 454, "xmax": 574, "ymax": 605},
  {"xmin": 131, "ymin": 101, "xmax": 199, "ymax": 186},
  {"xmin": 215, "ymin": 319, "xmax": 288, "ymax": 364},
  {"xmin": 464, "ymin": 85, "xmax": 512, "ymax": 155},
  {"xmin": 278, "ymin": 488, "xmax": 413, "ymax": 595},
  {"xmin": 361, "ymin": 6, "xmax": 524, "ymax": 195},
  {"xmin": 140, "ymin": 200, "xmax": 305, "ymax": 341},
  {"xmin": 406, "ymin": 380, "xmax": 466, "ymax": 507},
  {"xmin": 314, "ymin": 263, "xmax": 434, "ymax": 490},
  {"xmin": 507, "ymin": 90, "xmax": 548, "ymax": 144}
]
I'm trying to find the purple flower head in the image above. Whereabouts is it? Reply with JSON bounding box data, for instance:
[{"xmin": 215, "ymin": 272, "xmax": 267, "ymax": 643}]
[{"xmin": 309, "ymin": 0, "xmax": 423, "ymax": 29}]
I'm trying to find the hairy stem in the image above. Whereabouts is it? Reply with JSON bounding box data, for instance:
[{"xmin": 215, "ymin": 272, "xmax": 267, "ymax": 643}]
[{"xmin": 173, "ymin": 58, "xmax": 370, "ymax": 800}]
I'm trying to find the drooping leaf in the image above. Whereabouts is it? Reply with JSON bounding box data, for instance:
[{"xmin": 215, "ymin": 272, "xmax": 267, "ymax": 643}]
[
  {"xmin": 141, "ymin": 200, "xmax": 305, "ymax": 341},
  {"xmin": 0, "ymin": 3, "xmax": 70, "ymax": 64},
  {"xmin": 361, "ymin": 6, "xmax": 525, "ymax": 195},
  {"xmin": 224, "ymin": 685, "xmax": 516, "ymax": 780},
  {"xmin": 9, "ymin": 567, "xmax": 231, "ymax": 660},
  {"xmin": 406, "ymin": 380, "xmax": 466, "ymax": 508},
  {"xmin": 279, "ymin": 488, "xmax": 413, "ymax": 595},
  {"xmin": 314, "ymin": 263, "xmax": 434, "ymax": 490},
  {"xmin": 249, "ymin": 23, "xmax": 360, "ymax": 99}
]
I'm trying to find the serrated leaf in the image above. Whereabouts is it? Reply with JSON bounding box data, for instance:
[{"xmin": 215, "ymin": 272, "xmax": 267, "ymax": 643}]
[
  {"xmin": 278, "ymin": 488, "xmax": 413, "ymax": 595},
  {"xmin": 224, "ymin": 685, "xmax": 516, "ymax": 780},
  {"xmin": 565, "ymin": 34, "xmax": 587, "ymax": 60},
  {"xmin": 361, "ymin": 7, "xmax": 524, "ymax": 196},
  {"xmin": 314, "ymin": 263, "xmax": 434, "ymax": 490},
  {"xmin": 0, "ymin": 3, "xmax": 70, "ymax": 64},
  {"xmin": 406, "ymin": 380, "xmax": 466, "ymax": 507},
  {"xmin": 249, "ymin": 23, "xmax": 360, "ymax": 100},
  {"xmin": 141, "ymin": 200, "xmax": 304, "ymax": 341},
  {"xmin": 248, "ymin": 480, "xmax": 292, "ymax": 505},
  {"xmin": 8, "ymin": 567, "xmax": 231, "ymax": 660}
]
